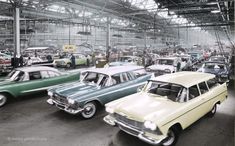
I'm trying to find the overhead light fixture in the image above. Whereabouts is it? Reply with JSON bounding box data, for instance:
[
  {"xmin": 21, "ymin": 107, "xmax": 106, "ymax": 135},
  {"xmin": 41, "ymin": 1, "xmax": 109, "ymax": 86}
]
[{"xmin": 211, "ymin": 10, "xmax": 220, "ymax": 13}]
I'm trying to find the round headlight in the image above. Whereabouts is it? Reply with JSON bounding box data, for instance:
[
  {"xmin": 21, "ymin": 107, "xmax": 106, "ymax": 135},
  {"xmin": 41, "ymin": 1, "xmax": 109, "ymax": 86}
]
[
  {"xmin": 68, "ymin": 98, "xmax": 75, "ymax": 104},
  {"xmin": 106, "ymin": 106, "xmax": 114, "ymax": 114},
  {"xmin": 144, "ymin": 121, "xmax": 157, "ymax": 131}
]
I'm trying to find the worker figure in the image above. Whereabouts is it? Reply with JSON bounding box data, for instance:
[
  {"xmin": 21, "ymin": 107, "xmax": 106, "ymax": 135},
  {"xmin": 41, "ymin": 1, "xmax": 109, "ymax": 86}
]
[
  {"xmin": 70, "ymin": 53, "xmax": 76, "ymax": 69},
  {"xmin": 177, "ymin": 62, "xmax": 181, "ymax": 72}
]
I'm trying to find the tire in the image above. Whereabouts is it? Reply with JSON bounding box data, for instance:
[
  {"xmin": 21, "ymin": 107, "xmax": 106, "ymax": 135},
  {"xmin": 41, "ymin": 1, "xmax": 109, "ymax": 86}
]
[
  {"xmin": 0, "ymin": 94, "xmax": 8, "ymax": 107},
  {"xmin": 208, "ymin": 104, "xmax": 217, "ymax": 117},
  {"xmin": 162, "ymin": 127, "xmax": 179, "ymax": 146},
  {"xmin": 66, "ymin": 63, "xmax": 71, "ymax": 68},
  {"xmin": 81, "ymin": 102, "xmax": 97, "ymax": 119}
]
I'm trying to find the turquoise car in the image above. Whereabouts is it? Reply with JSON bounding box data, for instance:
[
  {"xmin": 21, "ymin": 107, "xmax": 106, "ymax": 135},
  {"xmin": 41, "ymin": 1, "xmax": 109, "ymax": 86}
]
[
  {"xmin": 47, "ymin": 66, "xmax": 152, "ymax": 119},
  {"xmin": 0, "ymin": 66, "xmax": 80, "ymax": 107}
]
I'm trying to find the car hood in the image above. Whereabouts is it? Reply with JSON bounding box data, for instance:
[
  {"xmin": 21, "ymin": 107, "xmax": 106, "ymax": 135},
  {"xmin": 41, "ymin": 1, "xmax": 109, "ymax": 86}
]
[
  {"xmin": 148, "ymin": 64, "xmax": 174, "ymax": 71},
  {"xmin": 51, "ymin": 82, "xmax": 100, "ymax": 99},
  {"xmin": 111, "ymin": 92, "xmax": 181, "ymax": 124}
]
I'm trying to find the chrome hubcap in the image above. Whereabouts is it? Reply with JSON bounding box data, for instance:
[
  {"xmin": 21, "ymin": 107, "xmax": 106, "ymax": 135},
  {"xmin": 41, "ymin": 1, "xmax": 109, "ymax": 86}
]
[
  {"xmin": 163, "ymin": 130, "xmax": 175, "ymax": 146},
  {"xmin": 82, "ymin": 103, "xmax": 96, "ymax": 118},
  {"xmin": 0, "ymin": 95, "xmax": 6, "ymax": 106}
]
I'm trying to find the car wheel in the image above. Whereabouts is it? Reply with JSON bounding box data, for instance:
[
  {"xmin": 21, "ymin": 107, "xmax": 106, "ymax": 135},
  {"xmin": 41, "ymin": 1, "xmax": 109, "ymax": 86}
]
[
  {"xmin": 208, "ymin": 104, "xmax": 217, "ymax": 117},
  {"xmin": 66, "ymin": 63, "xmax": 71, "ymax": 68},
  {"xmin": 81, "ymin": 102, "xmax": 97, "ymax": 119},
  {"xmin": 0, "ymin": 94, "xmax": 7, "ymax": 107},
  {"xmin": 162, "ymin": 127, "xmax": 179, "ymax": 146}
]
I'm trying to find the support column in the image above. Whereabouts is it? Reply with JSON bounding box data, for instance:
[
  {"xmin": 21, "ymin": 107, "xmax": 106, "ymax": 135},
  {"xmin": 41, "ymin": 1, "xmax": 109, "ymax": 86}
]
[
  {"xmin": 14, "ymin": 7, "xmax": 20, "ymax": 58},
  {"xmin": 106, "ymin": 17, "xmax": 111, "ymax": 63}
]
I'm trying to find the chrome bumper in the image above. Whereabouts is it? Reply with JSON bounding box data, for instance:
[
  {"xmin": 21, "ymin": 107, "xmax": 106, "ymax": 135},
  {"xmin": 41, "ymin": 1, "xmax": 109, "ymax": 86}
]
[
  {"xmin": 47, "ymin": 98, "xmax": 83, "ymax": 115},
  {"xmin": 103, "ymin": 115, "xmax": 165, "ymax": 145}
]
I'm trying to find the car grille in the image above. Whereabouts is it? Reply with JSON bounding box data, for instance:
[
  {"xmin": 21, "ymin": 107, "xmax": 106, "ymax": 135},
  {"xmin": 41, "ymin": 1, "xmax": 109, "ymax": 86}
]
[
  {"xmin": 53, "ymin": 94, "xmax": 68, "ymax": 105},
  {"xmin": 114, "ymin": 113, "xmax": 143, "ymax": 130}
]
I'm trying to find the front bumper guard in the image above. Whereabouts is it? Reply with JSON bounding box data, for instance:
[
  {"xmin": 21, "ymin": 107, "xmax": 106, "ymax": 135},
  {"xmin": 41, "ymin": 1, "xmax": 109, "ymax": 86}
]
[
  {"xmin": 103, "ymin": 115, "xmax": 166, "ymax": 145},
  {"xmin": 47, "ymin": 98, "xmax": 83, "ymax": 115}
]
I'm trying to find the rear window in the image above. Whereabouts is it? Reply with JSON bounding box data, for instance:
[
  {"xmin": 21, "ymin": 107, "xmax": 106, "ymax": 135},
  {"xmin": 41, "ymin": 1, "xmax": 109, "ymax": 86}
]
[
  {"xmin": 207, "ymin": 78, "xmax": 219, "ymax": 89},
  {"xmin": 198, "ymin": 82, "xmax": 209, "ymax": 94}
]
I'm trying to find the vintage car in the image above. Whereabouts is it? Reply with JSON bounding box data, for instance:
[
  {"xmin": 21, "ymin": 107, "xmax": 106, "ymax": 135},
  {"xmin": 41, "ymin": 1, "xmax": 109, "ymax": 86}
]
[
  {"xmin": 47, "ymin": 66, "xmax": 152, "ymax": 119},
  {"xmin": 53, "ymin": 53, "xmax": 89, "ymax": 68},
  {"xmin": 188, "ymin": 52, "xmax": 204, "ymax": 63},
  {"xmin": 104, "ymin": 72, "xmax": 227, "ymax": 146},
  {"xmin": 0, "ymin": 66, "xmax": 80, "ymax": 107},
  {"xmin": 0, "ymin": 52, "xmax": 12, "ymax": 74},
  {"xmin": 146, "ymin": 57, "xmax": 182, "ymax": 76},
  {"xmin": 197, "ymin": 61, "xmax": 230, "ymax": 83},
  {"xmin": 109, "ymin": 56, "xmax": 142, "ymax": 67}
]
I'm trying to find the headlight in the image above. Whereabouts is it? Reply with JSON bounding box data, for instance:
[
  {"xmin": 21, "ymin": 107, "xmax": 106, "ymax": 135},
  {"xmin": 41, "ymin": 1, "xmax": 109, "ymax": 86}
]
[
  {"xmin": 144, "ymin": 121, "xmax": 157, "ymax": 131},
  {"xmin": 106, "ymin": 106, "xmax": 114, "ymax": 114},
  {"xmin": 164, "ymin": 69, "xmax": 171, "ymax": 73},
  {"xmin": 48, "ymin": 91, "xmax": 53, "ymax": 97},
  {"xmin": 68, "ymin": 98, "xmax": 75, "ymax": 104}
]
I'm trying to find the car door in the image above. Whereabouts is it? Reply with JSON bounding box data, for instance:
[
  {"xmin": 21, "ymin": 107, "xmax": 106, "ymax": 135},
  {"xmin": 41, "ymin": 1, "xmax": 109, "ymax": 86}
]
[
  {"xmin": 75, "ymin": 54, "xmax": 86, "ymax": 65},
  {"xmin": 18, "ymin": 71, "xmax": 46, "ymax": 95},
  {"xmin": 95, "ymin": 73, "xmax": 134, "ymax": 104},
  {"xmin": 180, "ymin": 84, "xmax": 206, "ymax": 128}
]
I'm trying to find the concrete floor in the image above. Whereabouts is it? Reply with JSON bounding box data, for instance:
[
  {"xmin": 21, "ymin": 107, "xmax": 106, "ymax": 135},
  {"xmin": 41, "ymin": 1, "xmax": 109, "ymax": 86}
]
[{"xmin": 0, "ymin": 84, "xmax": 234, "ymax": 146}]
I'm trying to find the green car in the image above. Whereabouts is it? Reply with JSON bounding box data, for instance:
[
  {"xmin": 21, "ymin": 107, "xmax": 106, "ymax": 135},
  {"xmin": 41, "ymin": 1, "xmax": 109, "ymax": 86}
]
[
  {"xmin": 47, "ymin": 66, "xmax": 153, "ymax": 119},
  {"xmin": 53, "ymin": 53, "xmax": 89, "ymax": 68},
  {"xmin": 0, "ymin": 66, "xmax": 80, "ymax": 107}
]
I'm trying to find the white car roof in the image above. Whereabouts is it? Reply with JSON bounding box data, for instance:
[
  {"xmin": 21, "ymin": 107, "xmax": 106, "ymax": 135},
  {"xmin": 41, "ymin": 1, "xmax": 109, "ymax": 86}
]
[
  {"xmin": 16, "ymin": 66, "xmax": 60, "ymax": 73},
  {"xmin": 84, "ymin": 66, "xmax": 144, "ymax": 76},
  {"xmin": 151, "ymin": 71, "xmax": 215, "ymax": 88},
  {"xmin": 158, "ymin": 57, "xmax": 178, "ymax": 60}
]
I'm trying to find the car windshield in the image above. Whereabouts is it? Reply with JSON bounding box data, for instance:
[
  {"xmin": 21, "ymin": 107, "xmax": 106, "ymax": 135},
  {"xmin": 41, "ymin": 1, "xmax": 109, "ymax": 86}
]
[
  {"xmin": 158, "ymin": 59, "xmax": 174, "ymax": 65},
  {"xmin": 82, "ymin": 72, "xmax": 109, "ymax": 87},
  {"xmin": 145, "ymin": 81, "xmax": 187, "ymax": 102},
  {"xmin": 7, "ymin": 70, "xmax": 25, "ymax": 81},
  {"xmin": 204, "ymin": 63, "xmax": 226, "ymax": 70}
]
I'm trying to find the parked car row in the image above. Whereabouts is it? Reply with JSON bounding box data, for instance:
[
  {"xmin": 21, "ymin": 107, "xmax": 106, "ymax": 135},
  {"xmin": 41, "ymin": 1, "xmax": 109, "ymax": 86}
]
[{"xmin": 0, "ymin": 53, "xmax": 230, "ymax": 146}]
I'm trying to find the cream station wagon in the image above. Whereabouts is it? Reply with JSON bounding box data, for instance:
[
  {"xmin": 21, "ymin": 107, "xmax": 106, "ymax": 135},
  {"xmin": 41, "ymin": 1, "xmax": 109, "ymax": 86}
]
[{"xmin": 104, "ymin": 72, "xmax": 227, "ymax": 146}]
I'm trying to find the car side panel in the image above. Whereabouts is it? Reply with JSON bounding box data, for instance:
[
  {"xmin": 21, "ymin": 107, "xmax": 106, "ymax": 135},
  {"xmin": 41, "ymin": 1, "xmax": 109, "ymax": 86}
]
[{"xmin": 160, "ymin": 83, "xmax": 227, "ymax": 136}]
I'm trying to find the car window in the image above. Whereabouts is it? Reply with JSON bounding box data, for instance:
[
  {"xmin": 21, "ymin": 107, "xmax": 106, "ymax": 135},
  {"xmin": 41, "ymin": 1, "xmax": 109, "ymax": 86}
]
[
  {"xmin": 41, "ymin": 71, "xmax": 50, "ymax": 79},
  {"xmin": 29, "ymin": 71, "xmax": 42, "ymax": 80},
  {"xmin": 188, "ymin": 85, "xmax": 200, "ymax": 100},
  {"xmin": 83, "ymin": 72, "xmax": 109, "ymax": 87},
  {"xmin": 207, "ymin": 78, "xmax": 219, "ymax": 89},
  {"xmin": 198, "ymin": 82, "xmax": 209, "ymax": 94},
  {"xmin": 14, "ymin": 71, "xmax": 25, "ymax": 81},
  {"xmin": 146, "ymin": 81, "xmax": 185, "ymax": 102},
  {"xmin": 120, "ymin": 73, "xmax": 129, "ymax": 82},
  {"xmin": 111, "ymin": 74, "xmax": 121, "ymax": 85},
  {"xmin": 126, "ymin": 72, "xmax": 134, "ymax": 80},
  {"xmin": 48, "ymin": 71, "xmax": 60, "ymax": 77}
]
